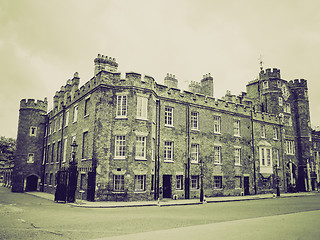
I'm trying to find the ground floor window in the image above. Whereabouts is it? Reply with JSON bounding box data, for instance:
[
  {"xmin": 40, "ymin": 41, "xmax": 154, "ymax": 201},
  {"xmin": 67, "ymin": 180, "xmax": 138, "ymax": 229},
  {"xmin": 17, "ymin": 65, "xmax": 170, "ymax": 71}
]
[
  {"xmin": 134, "ymin": 175, "xmax": 145, "ymax": 192},
  {"xmin": 176, "ymin": 175, "xmax": 183, "ymax": 190},
  {"xmin": 114, "ymin": 175, "xmax": 125, "ymax": 192},
  {"xmin": 213, "ymin": 176, "xmax": 222, "ymax": 189},
  {"xmin": 191, "ymin": 175, "xmax": 199, "ymax": 189},
  {"xmin": 235, "ymin": 176, "xmax": 242, "ymax": 189}
]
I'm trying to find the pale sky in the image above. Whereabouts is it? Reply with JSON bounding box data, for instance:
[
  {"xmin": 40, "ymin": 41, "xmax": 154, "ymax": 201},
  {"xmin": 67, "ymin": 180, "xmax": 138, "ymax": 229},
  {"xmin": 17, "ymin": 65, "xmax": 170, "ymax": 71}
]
[{"xmin": 1, "ymin": 0, "xmax": 320, "ymax": 139}]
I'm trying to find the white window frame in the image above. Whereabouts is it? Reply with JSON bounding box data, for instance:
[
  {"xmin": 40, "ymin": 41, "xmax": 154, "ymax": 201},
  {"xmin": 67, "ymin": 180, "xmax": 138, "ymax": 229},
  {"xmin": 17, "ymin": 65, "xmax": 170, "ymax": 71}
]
[
  {"xmin": 136, "ymin": 96, "xmax": 148, "ymax": 120},
  {"xmin": 273, "ymin": 149, "xmax": 279, "ymax": 167},
  {"xmin": 62, "ymin": 138, "xmax": 67, "ymax": 163},
  {"xmin": 116, "ymin": 95, "xmax": 127, "ymax": 118},
  {"xmin": 279, "ymin": 97, "xmax": 283, "ymax": 106},
  {"xmin": 191, "ymin": 111, "xmax": 199, "ymax": 130},
  {"xmin": 73, "ymin": 105, "xmax": 78, "ymax": 123},
  {"xmin": 234, "ymin": 147, "xmax": 241, "ymax": 166},
  {"xmin": 191, "ymin": 175, "xmax": 199, "ymax": 189},
  {"xmin": 164, "ymin": 141, "xmax": 173, "ymax": 162},
  {"xmin": 259, "ymin": 147, "xmax": 272, "ymax": 166},
  {"xmin": 214, "ymin": 145, "xmax": 221, "ymax": 164},
  {"xmin": 273, "ymin": 127, "xmax": 278, "ymax": 140},
  {"xmin": 214, "ymin": 116, "xmax": 221, "ymax": 134},
  {"xmin": 84, "ymin": 97, "xmax": 90, "ymax": 117},
  {"xmin": 65, "ymin": 110, "xmax": 69, "ymax": 127},
  {"xmin": 134, "ymin": 175, "xmax": 146, "ymax": 192},
  {"xmin": 213, "ymin": 176, "xmax": 222, "ymax": 189},
  {"xmin": 286, "ymin": 140, "xmax": 295, "ymax": 155},
  {"xmin": 30, "ymin": 127, "xmax": 37, "ymax": 136},
  {"xmin": 234, "ymin": 120, "xmax": 241, "ymax": 137},
  {"xmin": 176, "ymin": 175, "xmax": 183, "ymax": 190},
  {"xmin": 113, "ymin": 175, "xmax": 125, "ymax": 192},
  {"xmin": 115, "ymin": 135, "xmax": 126, "ymax": 159},
  {"xmin": 27, "ymin": 153, "xmax": 34, "ymax": 163},
  {"xmin": 191, "ymin": 144, "xmax": 199, "ymax": 163},
  {"xmin": 135, "ymin": 136, "xmax": 146, "ymax": 160},
  {"xmin": 165, "ymin": 107, "xmax": 174, "ymax": 127}
]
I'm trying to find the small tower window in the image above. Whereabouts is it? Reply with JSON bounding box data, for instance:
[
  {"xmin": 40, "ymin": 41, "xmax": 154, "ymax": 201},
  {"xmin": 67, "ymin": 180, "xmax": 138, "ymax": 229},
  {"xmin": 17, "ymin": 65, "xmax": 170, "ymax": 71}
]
[
  {"xmin": 263, "ymin": 81, "xmax": 269, "ymax": 89},
  {"xmin": 30, "ymin": 127, "xmax": 37, "ymax": 136},
  {"xmin": 27, "ymin": 153, "xmax": 34, "ymax": 163}
]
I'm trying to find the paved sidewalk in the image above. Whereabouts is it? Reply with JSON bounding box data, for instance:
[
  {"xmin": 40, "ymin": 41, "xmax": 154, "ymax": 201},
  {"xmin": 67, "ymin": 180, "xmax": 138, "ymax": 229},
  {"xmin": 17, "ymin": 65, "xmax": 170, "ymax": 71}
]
[{"xmin": 25, "ymin": 191, "xmax": 320, "ymax": 208}]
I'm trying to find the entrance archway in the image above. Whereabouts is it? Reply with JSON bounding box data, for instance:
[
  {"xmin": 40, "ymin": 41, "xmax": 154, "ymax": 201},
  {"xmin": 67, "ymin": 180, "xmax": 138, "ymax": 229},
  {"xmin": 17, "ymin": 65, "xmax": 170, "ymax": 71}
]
[{"xmin": 25, "ymin": 175, "xmax": 38, "ymax": 192}]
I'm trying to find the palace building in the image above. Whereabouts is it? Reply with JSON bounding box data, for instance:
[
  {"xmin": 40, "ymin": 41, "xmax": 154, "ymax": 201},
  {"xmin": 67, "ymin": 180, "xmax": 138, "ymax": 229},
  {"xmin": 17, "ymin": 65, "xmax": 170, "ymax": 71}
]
[{"xmin": 11, "ymin": 54, "xmax": 320, "ymax": 201}]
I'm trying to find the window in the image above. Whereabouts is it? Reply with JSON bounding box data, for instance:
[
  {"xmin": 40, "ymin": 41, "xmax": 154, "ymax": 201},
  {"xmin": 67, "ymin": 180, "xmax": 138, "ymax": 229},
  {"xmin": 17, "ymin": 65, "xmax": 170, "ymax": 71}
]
[
  {"xmin": 42, "ymin": 148, "xmax": 46, "ymax": 165},
  {"xmin": 115, "ymin": 136, "xmax": 126, "ymax": 159},
  {"xmin": 191, "ymin": 175, "xmax": 199, "ymax": 189},
  {"xmin": 191, "ymin": 144, "xmax": 199, "ymax": 163},
  {"xmin": 278, "ymin": 97, "xmax": 283, "ymax": 106},
  {"xmin": 235, "ymin": 176, "xmax": 242, "ymax": 189},
  {"xmin": 283, "ymin": 116, "xmax": 292, "ymax": 126},
  {"xmin": 284, "ymin": 103, "xmax": 291, "ymax": 113},
  {"xmin": 277, "ymin": 80, "xmax": 282, "ymax": 88},
  {"xmin": 261, "ymin": 125, "xmax": 266, "ymax": 138},
  {"xmin": 53, "ymin": 120, "xmax": 56, "ymax": 133},
  {"xmin": 114, "ymin": 175, "xmax": 124, "ymax": 192},
  {"xmin": 273, "ymin": 149, "xmax": 279, "ymax": 166},
  {"xmin": 165, "ymin": 107, "xmax": 173, "ymax": 126},
  {"xmin": 49, "ymin": 173, "xmax": 53, "ymax": 186},
  {"xmin": 134, "ymin": 175, "xmax": 145, "ymax": 191},
  {"xmin": 62, "ymin": 138, "xmax": 67, "ymax": 163},
  {"xmin": 135, "ymin": 136, "xmax": 146, "ymax": 160},
  {"xmin": 260, "ymin": 147, "xmax": 272, "ymax": 166},
  {"xmin": 286, "ymin": 140, "xmax": 295, "ymax": 155},
  {"xmin": 27, "ymin": 153, "xmax": 34, "ymax": 163},
  {"xmin": 82, "ymin": 131, "xmax": 89, "ymax": 159},
  {"xmin": 214, "ymin": 116, "xmax": 221, "ymax": 134},
  {"xmin": 151, "ymin": 175, "xmax": 154, "ymax": 191},
  {"xmin": 51, "ymin": 143, "xmax": 55, "ymax": 163},
  {"xmin": 47, "ymin": 145, "xmax": 51, "ymax": 163},
  {"xmin": 136, "ymin": 96, "xmax": 148, "ymax": 120},
  {"xmin": 73, "ymin": 105, "xmax": 78, "ymax": 123},
  {"xmin": 234, "ymin": 147, "xmax": 241, "ymax": 166},
  {"xmin": 263, "ymin": 81, "xmax": 269, "ymax": 89},
  {"xmin": 56, "ymin": 141, "xmax": 61, "ymax": 163},
  {"xmin": 116, "ymin": 95, "xmax": 127, "ymax": 117},
  {"xmin": 213, "ymin": 176, "xmax": 222, "ymax": 189},
  {"xmin": 234, "ymin": 120, "xmax": 240, "ymax": 137},
  {"xmin": 30, "ymin": 127, "xmax": 37, "ymax": 136},
  {"xmin": 164, "ymin": 141, "xmax": 173, "ymax": 161},
  {"xmin": 84, "ymin": 98, "xmax": 90, "ymax": 116},
  {"xmin": 214, "ymin": 146, "xmax": 221, "ymax": 164},
  {"xmin": 191, "ymin": 112, "xmax": 199, "ymax": 130},
  {"xmin": 273, "ymin": 127, "xmax": 278, "ymax": 140},
  {"xmin": 65, "ymin": 110, "xmax": 69, "ymax": 127},
  {"xmin": 58, "ymin": 115, "xmax": 62, "ymax": 130},
  {"xmin": 152, "ymin": 100, "xmax": 157, "ymax": 123},
  {"xmin": 176, "ymin": 175, "xmax": 183, "ymax": 190}
]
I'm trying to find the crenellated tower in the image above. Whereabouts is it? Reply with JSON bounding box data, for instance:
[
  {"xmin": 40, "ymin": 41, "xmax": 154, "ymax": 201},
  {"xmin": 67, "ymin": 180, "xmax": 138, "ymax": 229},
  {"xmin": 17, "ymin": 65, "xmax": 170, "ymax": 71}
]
[
  {"xmin": 12, "ymin": 98, "xmax": 48, "ymax": 192},
  {"xmin": 288, "ymin": 79, "xmax": 312, "ymax": 191},
  {"xmin": 94, "ymin": 54, "xmax": 118, "ymax": 75}
]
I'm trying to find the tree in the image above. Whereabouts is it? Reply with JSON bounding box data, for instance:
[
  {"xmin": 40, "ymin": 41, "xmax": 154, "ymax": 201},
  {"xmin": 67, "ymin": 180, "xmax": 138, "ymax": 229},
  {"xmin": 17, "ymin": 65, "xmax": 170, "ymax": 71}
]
[{"xmin": 0, "ymin": 136, "xmax": 16, "ymax": 165}]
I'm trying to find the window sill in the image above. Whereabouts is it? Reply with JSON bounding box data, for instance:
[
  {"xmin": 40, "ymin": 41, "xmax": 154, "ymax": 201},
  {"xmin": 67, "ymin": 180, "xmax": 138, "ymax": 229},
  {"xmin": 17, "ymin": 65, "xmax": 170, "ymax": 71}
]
[
  {"xmin": 191, "ymin": 189, "xmax": 200, "ymax": 191},
  {"xmin": 164, "ymin": 160, "xmax": 174, "ymax": 163},
  {"xmin": 213, "ymin": 188, "xmax": 223, "ymax": 190},
  {"xmin": 115, "ymin": 116, "xmax": 127, "ymax": 120},
  {"xmin": 114, "ymin": 157, "xmax": 126, "ymax": 160},
  {"xmin": 176, "ymin": 189, "xmax": 184, "ymax": 191},
  {"xmin": 136, "ymin": 117, "xmax": 148, "ymax": 121},
  {"xmin": 135, "ymin": 157, "xmax": 147, "ymax": 161},
  {"xmin": 191, "ymin": 161, "xmax": 199, "ymax": 164},
  {"xmin": 73, "ymin": 121, "xmax": 77, "ymax": 124},
  {"xmin": 165, "ymin": 124, "xmax": 174, "ymax": 128},
  {"xmin": 134, "ymin": 191, "xmax": 146, "ymax": 194},
  {"xmin": 235, "ymin": 164, "xmax": 242, "ymax": 167},
  {"xmin": 234, "ymin": 135, "xmax": 241, "ymax": 138},
  {"xmin": 112, "ymin": 191, "xmax": 126, "ymax": 194},
  {"xmin": 214, "ymin": 132, "xmax": 221, "ymax": 135},
  {"xmin": 214, "ymin": 163, "xmax": 222, "ymax": 165},
  {"xmin": 191, "ymin": 129, "xmax": 200, "ymax": 132},
  {"xmin": 84, "ymin": 115, "xmax": 89, "ymax": 119}
]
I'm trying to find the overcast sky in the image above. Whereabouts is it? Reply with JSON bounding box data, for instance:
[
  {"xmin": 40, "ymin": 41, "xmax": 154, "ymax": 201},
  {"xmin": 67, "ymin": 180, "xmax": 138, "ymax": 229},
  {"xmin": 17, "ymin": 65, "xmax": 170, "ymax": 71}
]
[{"xmin": 1, "ymin": 0, "xmax": 320, "ymax": 139}]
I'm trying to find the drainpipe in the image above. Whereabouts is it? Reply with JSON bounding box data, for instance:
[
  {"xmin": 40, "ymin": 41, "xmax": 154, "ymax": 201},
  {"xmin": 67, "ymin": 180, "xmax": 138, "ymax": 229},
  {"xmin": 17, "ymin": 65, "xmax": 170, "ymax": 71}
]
[
  {"xmin": 250, "ymin": 109, "xmax": 257, "ymax": 195},
  {"xmin": 155, "ymin": 99, "xmax": 161, "ymax": 200},
  {"xmin": 185, "ymin": 104, "xmax": 190, "ymax": 199},
  {"xmin": 41, "ymin": 115, "xmax": 49, "ymax": 192},
  {"xmin": 59, "ymin": 104, "xmax": 65, "ymax": 170}
]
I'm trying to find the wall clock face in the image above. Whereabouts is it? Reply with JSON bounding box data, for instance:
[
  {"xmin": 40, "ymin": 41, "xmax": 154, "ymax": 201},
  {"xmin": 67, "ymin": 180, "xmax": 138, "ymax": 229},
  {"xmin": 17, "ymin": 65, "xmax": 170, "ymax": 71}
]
[{"xmin": 281, "ymin": 84, "xmax": 290, "ymax": 101}]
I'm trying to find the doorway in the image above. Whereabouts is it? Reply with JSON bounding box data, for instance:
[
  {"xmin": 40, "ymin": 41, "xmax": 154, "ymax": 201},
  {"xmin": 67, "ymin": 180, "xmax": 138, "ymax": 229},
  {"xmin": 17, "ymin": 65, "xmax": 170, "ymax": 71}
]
[
  {"xmin": 244, "ymin": 176, "xmax": 250, "ymax": 195},
  {"xmin": 163, "ymin": 175, "xmax": 172, "ymax": 198},
  {"xmin": 25, "ymin": 175, "xmax": 38, "ymax": 192}
]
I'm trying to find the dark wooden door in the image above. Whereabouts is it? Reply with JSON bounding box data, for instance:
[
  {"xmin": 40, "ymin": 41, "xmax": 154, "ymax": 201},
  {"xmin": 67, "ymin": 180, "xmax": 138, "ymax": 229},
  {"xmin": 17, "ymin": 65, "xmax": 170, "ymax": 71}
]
[
  {"xmin": 244, "ymin": 176, "xmax": 250, "ymax": 195},
  {"xmin": 163, "ymin": 175, "xmax": 172, "ymax": 198}
]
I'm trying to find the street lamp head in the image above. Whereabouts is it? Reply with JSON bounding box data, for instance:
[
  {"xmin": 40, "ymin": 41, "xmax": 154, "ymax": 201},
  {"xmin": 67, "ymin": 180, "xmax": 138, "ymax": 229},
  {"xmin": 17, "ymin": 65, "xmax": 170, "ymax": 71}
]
[{"xmin": 71, "ymin": 140, "xmax": 78, "ymax": 154}]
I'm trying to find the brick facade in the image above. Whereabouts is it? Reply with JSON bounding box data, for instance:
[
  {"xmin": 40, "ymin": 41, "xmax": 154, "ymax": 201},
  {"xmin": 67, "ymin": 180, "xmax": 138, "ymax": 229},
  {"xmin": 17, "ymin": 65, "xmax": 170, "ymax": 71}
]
[{"xmin": 12, "ymin": 54, "xmax": 320, "ymax": 201}]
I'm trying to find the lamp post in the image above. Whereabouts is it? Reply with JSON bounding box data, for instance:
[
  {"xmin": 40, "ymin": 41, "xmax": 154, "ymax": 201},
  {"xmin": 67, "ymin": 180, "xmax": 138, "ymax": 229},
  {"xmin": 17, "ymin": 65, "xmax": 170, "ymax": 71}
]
[
  {"xmin": 274, "ymin": 163, "xmax": 280, "ymax": 197},
  {"xmin": 67, "ymin": 140, "xmax": 78, "ymax": 203},
  {"xmin": 200, "ymin": 158, "xmax": 204, "ymax": 203}
]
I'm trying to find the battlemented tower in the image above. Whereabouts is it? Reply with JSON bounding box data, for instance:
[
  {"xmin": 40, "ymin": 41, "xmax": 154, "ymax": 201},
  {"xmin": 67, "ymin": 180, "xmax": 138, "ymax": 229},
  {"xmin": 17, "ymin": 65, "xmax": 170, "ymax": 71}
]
[{"xmin": 11, "ymin": 98, "xmax": 48, "ymax": 192}]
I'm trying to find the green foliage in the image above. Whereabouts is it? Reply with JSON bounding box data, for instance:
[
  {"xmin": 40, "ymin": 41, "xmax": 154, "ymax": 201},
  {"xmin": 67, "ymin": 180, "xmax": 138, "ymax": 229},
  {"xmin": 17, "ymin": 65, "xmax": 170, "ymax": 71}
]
[{"xmin": 0, "ymin": 136, "xmax": 16, "ymax": 163}]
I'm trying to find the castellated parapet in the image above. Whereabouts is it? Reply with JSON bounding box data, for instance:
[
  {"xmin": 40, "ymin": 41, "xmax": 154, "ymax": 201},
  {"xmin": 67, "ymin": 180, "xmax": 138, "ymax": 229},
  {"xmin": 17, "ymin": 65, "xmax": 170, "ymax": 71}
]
[
  {"xmin": 164, "ymin": 73, "xmax": 178, "ymax": 88},
  {"xmin": 20, "ymin": 98, "xmax": 48, "ymax": 112},
  {"xmin": 288, "ymin": 79, "xmax": 308, "ymax": 88},
  {"xmin": 259, "ymin": 68, "xmax": 281, "ymax": 80}
]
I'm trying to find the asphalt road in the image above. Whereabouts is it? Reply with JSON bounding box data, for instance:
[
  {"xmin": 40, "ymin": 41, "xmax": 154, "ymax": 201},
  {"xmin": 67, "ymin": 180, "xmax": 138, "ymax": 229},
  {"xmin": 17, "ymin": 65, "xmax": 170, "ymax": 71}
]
[{"xmin": 1, "ymin": 187, "xmax": 320, "ymax": 240}]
